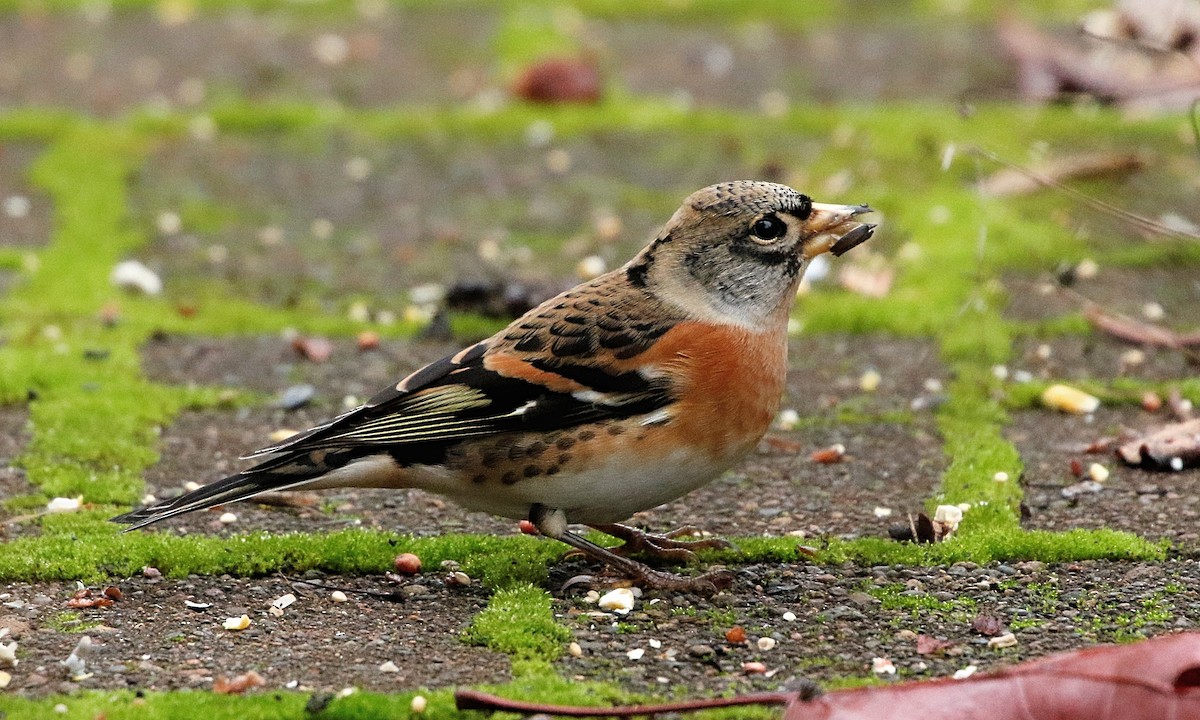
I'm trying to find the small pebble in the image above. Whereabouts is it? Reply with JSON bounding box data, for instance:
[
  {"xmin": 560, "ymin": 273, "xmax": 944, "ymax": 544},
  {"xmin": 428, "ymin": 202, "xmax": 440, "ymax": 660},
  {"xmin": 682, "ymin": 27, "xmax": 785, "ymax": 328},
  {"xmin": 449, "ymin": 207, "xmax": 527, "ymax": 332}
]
[
  {"xmin": 111, "ymin": 260, "xmax": 162, "ymax": 295},
  {"xmin": 626, "ymin": 648, "xmax": 645, "ymax": 661},
  {"xmin": 756, "ymin": 637, "xmax": 777, "ymax": 651},
  {"xmin": 411, "ymin": 695, "xmax": 427, "ymax": 713},
  {"xmin": 992, "ymin": 364, "xmax": 1008, "ymax": 380},
  {"xmin": 1034, "ymin": 343, "xmax": 1052, "ymax": 360},
  {"xmin": 776, "ymin": 408, "xmax": 800, "ymax": 430},
  {"xmin": 873, "ymin": 507, "xmax": 892, "ymax": 518},
  {"xmin": 393, "ymin": 553, "xmax": 422, "ymax": 575},
  {"xmin": 1075, "ymin": 258, "xmax": 1099, "ymax": 279},
  {"xmin": 379, "ymin": 660, "xmax": 399, "ymax": 673},
  {"xmin": 331, "ymin": 591, "xmax": 349, "ymax": 603},
  {"xmin": 871, "ymin": 657, "xmax": 896, "ymax": 675},
  {"xmin": 987, "ymin": 632, "xmax": 1018, "ymax": 649},
  {"xmin": 953, "ymin": 665, "xmax": 978, "ymax": 680},
  {"xmin": 276, "ymin": 384, "xmax": 317, "ymax": 410},
  {"xmin": 782, "ymin": 611, "xmax": 797, "ymax": 622},
  {"xmin": 1142, "ymin": 302, "xmax": 1165, "ymax": 321},
  {"xmin": 218, "ymin": 512, "xmax": 237, "ymax": 525},
  {"xmin": 568, "ymin": 642, "xmax": 583, "ymax": 657},
  {"xmin": 46, "ymin": 497, "xmax": 82, "ymax": 513},
  {"xmin": 1087, "ymin": 463, "xmax": 1109, "ymax": 483},
  {"xmin": 859, "ymin": 369, "xmax": 881, "ymax": 392},
  {"xmin": 3, "ymin": 195, "xmax": 30, "ymax": 218},
  {"xmin": 184, "ymin": 481, "xmax": 202, "ymax": 492},
  {"xmin": 576, "ymin": 255, "xmax": 607, "ymax": 280},
  {"xmin": 742, "ymin": 661, "xmax": 768, "ymax": 674},
  {"xmin": 993, "ymin": 471, "xmax": 1009, "ymax": 482}
]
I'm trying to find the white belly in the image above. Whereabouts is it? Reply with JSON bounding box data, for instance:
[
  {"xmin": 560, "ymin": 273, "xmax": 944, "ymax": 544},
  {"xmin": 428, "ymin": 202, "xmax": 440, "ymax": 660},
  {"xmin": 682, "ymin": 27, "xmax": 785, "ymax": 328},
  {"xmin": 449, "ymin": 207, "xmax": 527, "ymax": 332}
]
[{"xmin": 410, "ymin": 446, "xmax": 733, "ymax": 524}]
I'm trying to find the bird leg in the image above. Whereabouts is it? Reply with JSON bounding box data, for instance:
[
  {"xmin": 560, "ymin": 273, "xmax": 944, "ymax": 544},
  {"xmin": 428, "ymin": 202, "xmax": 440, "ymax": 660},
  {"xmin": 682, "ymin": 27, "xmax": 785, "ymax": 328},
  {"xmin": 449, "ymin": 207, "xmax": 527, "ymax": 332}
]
[
  {"xmin": 590, "ymin": 523, "xmax": 734, "ymax": 563},
  {"xmin": 530, "ymin": 505, "xmax": 733, "ymax": 594}
]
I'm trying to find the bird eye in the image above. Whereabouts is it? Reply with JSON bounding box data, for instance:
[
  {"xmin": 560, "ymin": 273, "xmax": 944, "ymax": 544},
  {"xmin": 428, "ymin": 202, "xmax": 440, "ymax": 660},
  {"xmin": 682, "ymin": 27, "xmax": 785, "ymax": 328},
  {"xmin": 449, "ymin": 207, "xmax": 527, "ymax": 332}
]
[{"xmin": 750, "ymin": 215, "xmax": 787, "ymax": 242}]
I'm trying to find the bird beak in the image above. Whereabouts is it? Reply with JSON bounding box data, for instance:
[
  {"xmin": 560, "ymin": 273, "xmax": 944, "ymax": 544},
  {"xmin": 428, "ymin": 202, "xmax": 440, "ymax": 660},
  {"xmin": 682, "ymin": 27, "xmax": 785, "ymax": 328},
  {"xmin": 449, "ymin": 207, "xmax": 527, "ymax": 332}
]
[{"xmin": 801, "ymin": 203, "xmax": 876, "ymax": 259}]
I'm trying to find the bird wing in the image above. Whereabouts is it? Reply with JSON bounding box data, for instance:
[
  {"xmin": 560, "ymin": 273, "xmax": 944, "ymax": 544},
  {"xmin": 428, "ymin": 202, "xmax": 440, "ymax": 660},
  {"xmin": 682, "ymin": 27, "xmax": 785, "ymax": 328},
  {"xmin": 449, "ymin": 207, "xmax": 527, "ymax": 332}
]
[{"xmin": 243, "ymin": 273, "xmax": 689, "ymax": 463}]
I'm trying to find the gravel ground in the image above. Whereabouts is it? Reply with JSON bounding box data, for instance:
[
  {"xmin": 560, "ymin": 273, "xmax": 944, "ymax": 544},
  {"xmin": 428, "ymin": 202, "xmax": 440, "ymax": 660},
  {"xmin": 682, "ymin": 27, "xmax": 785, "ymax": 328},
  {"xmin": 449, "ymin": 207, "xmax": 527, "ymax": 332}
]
[{"xmin": 2, "ymin": 559, "xmax": 1196, "ymax": 696}]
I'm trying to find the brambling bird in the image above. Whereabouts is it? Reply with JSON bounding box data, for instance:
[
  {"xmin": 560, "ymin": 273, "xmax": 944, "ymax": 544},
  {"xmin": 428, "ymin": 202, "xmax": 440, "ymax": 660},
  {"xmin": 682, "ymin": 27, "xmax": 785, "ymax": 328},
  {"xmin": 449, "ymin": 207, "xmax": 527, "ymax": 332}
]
[{"xmin": 114, "ymin": 181, "xmax": 874, "ymax": 592}]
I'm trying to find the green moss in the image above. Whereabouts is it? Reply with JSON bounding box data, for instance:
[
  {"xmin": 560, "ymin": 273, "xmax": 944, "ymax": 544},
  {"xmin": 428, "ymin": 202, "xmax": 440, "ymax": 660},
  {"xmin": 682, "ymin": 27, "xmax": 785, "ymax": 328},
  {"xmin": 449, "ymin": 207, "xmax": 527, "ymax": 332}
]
[
  {"xmin": 463, "ymin": 583, "xmax": 571, "ymax": 661},
  {"xmin": 47, "ymin": 610, "xmax": 102, "ymax": 634}
]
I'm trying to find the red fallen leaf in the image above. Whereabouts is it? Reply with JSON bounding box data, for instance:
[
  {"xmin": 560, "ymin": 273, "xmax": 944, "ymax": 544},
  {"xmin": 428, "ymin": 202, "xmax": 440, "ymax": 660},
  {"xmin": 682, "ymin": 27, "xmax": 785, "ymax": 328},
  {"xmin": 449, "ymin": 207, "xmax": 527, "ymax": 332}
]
[
  {"xmin": 457, "ymin": 632, "xmax": 1200, "ymax": 720},
  {"xmin": 915, "ymin": 634, "xmax": 954, "ymax": 656},
  {"xmin": 291, "ymin": 335, "xmax": 333, "ymax": 363},
  {"xmin": 213, "ymin": 670, "xmax": 266, "ymax": 695},
  {"xmin": 971, "ymin": 613, "xmax": 1007, "ymax": 637},
  {"xmin": 725, "ymin": 626, "xmax": 747, "ymax": 644},
  {"xmin": 512, "ymin": 57, "xmax": 602, "ymax": 104},
  {"xmin": 102, "ymin": 585, "xmax": 123, "ymax": 601}
]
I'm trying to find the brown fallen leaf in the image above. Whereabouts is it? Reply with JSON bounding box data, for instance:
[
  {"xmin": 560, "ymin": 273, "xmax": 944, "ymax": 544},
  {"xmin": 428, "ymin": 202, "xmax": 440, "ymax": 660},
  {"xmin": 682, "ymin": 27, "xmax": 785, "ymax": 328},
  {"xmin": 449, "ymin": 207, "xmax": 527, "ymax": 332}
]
[
  {"xmin": 1117, "ymin": 418, "xmax": 1200, "ymax": 470},
  {"xmin": 213, "ymin": 670, "xmax": 266, "ymax": 695},
  {"xmin": 1084, "ymin": 304, "xmax": 1200, "ymax": 350},
  {"xmin": 512, "ymin": 57, "xmax": 602, "ymax": 104},
  {"xmin": 915, "ymin": 634, "xmax": 955, "ymax": 656},
  {"xmin": 457, "ymin": 632, "xmax": 1200, "ymax": 720},
  {"xmin": 291, "ymin": 335, "xmax": 333, "ymax": 363},
  {"xmin": 979, "ymin": 152, "xmax": 1144, "ymax": 197}
]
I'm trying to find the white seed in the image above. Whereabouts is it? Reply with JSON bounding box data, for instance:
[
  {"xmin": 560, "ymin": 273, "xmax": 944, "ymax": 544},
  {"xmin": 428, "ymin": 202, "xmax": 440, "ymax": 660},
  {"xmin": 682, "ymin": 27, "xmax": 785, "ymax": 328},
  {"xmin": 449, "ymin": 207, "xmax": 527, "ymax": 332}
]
[
  {"xmin": 410, "ymin": 695, "xmax": 427, "ymax": 713},
  {"xmin": 993, "ymin": 471, "xmax": 1009, "ymax": 482},
  {"xmin": 626, "ymin": 648, "xmax": 645, "ymax": 661},
  {"xmin": 46, "ymin": 497, "xmax": 82, "ymax": 513},
  {"xmin": 756, "ymin": 637, "xmax": 777, "ymax": 651},
  {"xmin": 1075, "ymin": 258, "xmax": 1099, "ymax": 279},
  {"xmin": 312, "ymin": 33, "xmax": 350, "ymax": 65},
  {"xmin": 222, "ymin": 615, "xmax": 251, "ymax": 631},
  {"xmin": 568, "ymin": 642, "xmax": 583, "ymax": 657},
  {"xmin": 330, "ymin": 591, "xmax": 349, "ymax": 603},
  {"xmin": 859, "ymin": 369, "xmax": 882, "ymax": 392},
  {"xmin": 782, "ymin": 611, "xmax": 797, "ymax": 622},
  {"xmin": 3, "ymin": 195, "xmax": 30, "ymax": 219},
  {"xmin": 379, "ymin": 660, "xmax": 399, "ymax": 673},
  {"xmin": 776, "ymin": 408, "xmax": 800, "ymax": 431},
  {"xmin": 871, "ymin": 657, "xmax": 896, "ymax": 675},
  {"xmin": 1088, "ymin": 463, "xmax": 1110, "ymax": 482},
  {"xmin": 219, "ymin": 512, "xmax": 237, "ymax": 525},
  {"xmin": 111, "ymin": 260, "xmax": 163, "ymax": 295},
  {"xmin": 1142, "ymin": 302, "xmax": 1165, "ymax": 321},
  {"xmin": 156, "ymin": 211, "xmax": 182, "ymax": 235},
  {"xmin": 1041, "ymin": 384, "xmax": 1100, "ymax": 414},
  {"xmin": 988, "ymin": 632, "xmax": 1018, "ymax": 649},
  {"xmin": 953, "ymin": 664, "xmax": 978, "ymax": 679},
  {"xmin": 598, "ymin": 588, "xmax": 635, "ymax": 614}
]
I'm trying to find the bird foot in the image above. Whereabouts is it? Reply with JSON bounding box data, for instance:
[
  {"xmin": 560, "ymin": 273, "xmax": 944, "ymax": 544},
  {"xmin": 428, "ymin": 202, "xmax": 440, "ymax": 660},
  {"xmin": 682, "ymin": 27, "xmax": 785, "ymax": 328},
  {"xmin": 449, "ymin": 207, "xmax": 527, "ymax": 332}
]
[{"xmin": 591, "ymin": 523, "xmax": 734, "ymax": 563}]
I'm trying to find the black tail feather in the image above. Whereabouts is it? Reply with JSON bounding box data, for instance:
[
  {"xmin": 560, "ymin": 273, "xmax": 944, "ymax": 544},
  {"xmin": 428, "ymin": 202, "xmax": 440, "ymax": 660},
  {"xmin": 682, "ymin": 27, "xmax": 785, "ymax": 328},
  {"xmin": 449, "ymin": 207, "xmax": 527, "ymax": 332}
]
[{"xmin": 111, "ymin": 466, "xmax": 323, "ymax": 530}]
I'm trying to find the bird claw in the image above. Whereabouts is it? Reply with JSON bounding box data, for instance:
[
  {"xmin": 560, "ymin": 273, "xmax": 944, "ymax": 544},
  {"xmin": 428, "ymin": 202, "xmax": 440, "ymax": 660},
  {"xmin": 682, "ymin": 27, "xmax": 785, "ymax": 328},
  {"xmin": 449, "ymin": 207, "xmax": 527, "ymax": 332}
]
[
  {"xmin": 592, "ymin": 523, "xmax": 735, "ymax": 563},
  {"xmin": 635, "ymin": 567, "xmax": 735, "ymax": 594}
]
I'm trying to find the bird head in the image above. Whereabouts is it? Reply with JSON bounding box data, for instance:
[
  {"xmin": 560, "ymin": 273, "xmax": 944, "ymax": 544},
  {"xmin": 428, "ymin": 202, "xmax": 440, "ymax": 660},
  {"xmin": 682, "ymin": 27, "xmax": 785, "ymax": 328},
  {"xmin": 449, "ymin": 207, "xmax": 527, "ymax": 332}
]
[{"xmin": 626, "ymin": 181, "xmax": 875, "ymax": 328}]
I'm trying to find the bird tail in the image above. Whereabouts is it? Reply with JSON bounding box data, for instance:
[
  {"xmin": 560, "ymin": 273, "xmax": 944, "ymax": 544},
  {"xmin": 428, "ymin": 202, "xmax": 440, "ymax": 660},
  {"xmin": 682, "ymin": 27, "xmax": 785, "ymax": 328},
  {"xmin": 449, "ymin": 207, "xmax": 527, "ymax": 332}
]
[{"xmin": 111, "ymin": 451, "xmax": 353, "ymax": 530}]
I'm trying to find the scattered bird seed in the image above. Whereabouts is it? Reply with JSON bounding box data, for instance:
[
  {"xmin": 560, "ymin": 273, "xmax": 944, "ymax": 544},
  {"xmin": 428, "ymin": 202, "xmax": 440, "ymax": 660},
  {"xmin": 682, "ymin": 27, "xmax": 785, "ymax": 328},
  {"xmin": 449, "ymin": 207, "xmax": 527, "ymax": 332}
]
[
  {"xmin": 46, "ymin": 497, "xmax": 82, "ymax": 513},
  {"xmin": 953, "ymin": 664, "xmax": 978, "ymax": 679},
  {"xmin": 1041, "ymin": 384, "xmax": 1100, "ymax": 414},
  {"xmin": 597, "ymin": 588, "xmax": 635, "ymax": 614},
  {"xmin": 111, "ymin": 260, "xmax": 162, "ymax": 295},
  {"xmin": 223, "ymin": 615, "xmax": 251, "ymax": 631}
]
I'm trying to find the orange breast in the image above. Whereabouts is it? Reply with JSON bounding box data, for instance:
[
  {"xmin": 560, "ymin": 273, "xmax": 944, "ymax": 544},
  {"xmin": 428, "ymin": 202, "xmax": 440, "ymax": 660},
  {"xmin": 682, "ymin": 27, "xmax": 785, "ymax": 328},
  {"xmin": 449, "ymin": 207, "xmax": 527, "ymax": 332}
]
[{"xmin": 617, "ymin": 321, "xmax": 788, "ymax": 461}]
